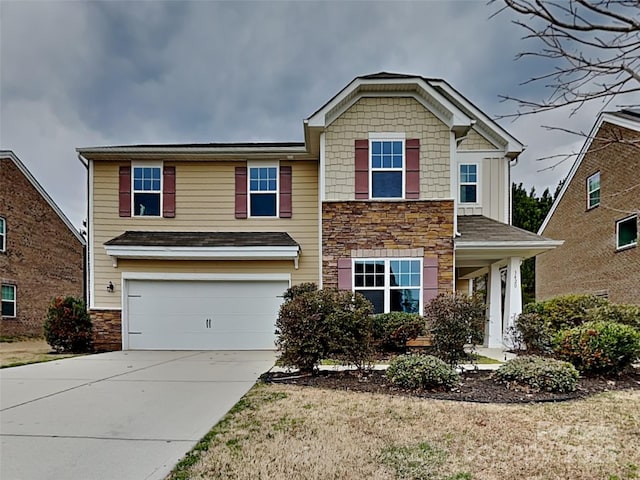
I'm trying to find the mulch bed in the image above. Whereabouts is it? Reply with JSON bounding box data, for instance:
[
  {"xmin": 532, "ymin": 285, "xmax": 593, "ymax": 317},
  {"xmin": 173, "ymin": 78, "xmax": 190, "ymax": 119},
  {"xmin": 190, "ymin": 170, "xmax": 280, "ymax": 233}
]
[{"xmin": 261, "ymin": 368, "xmax": 640, "ymax": 404}]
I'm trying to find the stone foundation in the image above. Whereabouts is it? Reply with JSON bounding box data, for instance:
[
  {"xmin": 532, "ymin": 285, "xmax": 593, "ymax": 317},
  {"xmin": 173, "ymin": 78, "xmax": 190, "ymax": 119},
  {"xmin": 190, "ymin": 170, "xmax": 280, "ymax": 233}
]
[{"xmin": 89, "ymin": 309, "xmax": 122, "ymax": 351}]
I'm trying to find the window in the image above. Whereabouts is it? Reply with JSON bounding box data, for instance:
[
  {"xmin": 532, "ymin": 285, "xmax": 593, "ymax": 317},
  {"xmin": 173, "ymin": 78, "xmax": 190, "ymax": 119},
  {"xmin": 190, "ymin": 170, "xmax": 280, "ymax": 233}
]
[
  {"xmin": 460, "ymin": 164, "xmax": 478, "ymax": 203},
  {"xmin": 587, "ymin": 172, "xmax": 600, "ymax": 209},
  {"xmin": 1, "ymin": 284, "xmax": 16, "ymax": 317},
  {"xmin": 0, "ymin": 217, "xmax": 5, "ymax": 252},
  {"xmin": 249, "ymin": 166, "xmax": 278, "ymax": 217},
  {"xmin": 370, "ymin": 140, "xmax": 404, "ymax": 198},
  {"xmin": 617, "ymin": 215, "xmax": 638, "ymax": 250},
  {"xmin": 353, "ymin": 259, "xmax": 421, "ymax": 314},
  {"xmin": 133, "ymin": 166, "xmax": 162, "ymax": 216}
]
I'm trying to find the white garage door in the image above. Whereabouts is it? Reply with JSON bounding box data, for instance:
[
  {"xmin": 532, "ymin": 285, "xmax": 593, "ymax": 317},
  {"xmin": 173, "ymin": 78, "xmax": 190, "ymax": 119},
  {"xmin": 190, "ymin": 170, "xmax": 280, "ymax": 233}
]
[{"xmin": 126, "ymin": 280, "xmax": 288, "ymax": 350}]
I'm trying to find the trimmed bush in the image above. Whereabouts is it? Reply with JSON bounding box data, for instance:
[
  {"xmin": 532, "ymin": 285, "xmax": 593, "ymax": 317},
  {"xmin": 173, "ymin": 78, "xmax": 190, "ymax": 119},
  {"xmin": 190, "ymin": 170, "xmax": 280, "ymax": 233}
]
[
  {"xmin": 554, "ymin": 321, "xmax": 640, "ymax": 374},
  {"xmin": 585, "ymin": 304, "xmax": 640, "ymax": 332},
  {"xmin": 386, "ymin": 354, "xmax": 460, "ymax": 390},
  {"xmin": 523, "ymin": 294, "xmax": 608, "ymax": 332},
  {"xmin": 513, "ymin": 312, "xmax": 554, "ymax": 354},
  {"xmin": 275, "ymin": 288, "xmax": 374, "ymax": 372},
  {"xmin": 424, "ymin": 294, "xmax": 485, "ymax": 366},
  {"xmin": 282, "ymin": 282, "xmax": 318, "ymax": 301},
  {"xmin": 44, "ymin": 296, "xmax": 93, "ymax": 353},
  {"xmin": 372, "ymin": 312, "xmax": 426, "ymax": 352},
  {"xmin": 493, "ymin": 356, "xmax": 579, "ymax": 393}
]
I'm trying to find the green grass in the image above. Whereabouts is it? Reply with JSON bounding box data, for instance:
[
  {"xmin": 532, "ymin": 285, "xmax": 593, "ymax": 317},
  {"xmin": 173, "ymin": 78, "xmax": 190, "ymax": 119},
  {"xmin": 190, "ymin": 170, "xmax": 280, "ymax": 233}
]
[{"xmin": 469, "ymin": 354, "xmax": 503, "ymax": 364}]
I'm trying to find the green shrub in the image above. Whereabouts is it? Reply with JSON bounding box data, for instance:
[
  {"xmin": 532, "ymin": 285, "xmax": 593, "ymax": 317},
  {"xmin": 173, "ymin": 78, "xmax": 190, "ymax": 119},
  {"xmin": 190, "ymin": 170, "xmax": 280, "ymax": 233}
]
[
  {"xmin": 44, "ymin": 296, "xmax": 93, "ymax": 353},
  {"xmin": 372, "ymin": 312, "xmax": 426, "ymax": 352},
  {"xmin": 275, "ymin": 288, "xmax": 374, "ymax": 372},
  {"xmin": 282, "ymin": 282, "xmax": 318, "ymax": 301},
  {"xmin": 424, "ymin": 294, "xmax": 485, "ymax": 366},
  {"xmin": 493, "ymin": 356, "xmax": 579, "ymax": 393},
  {"xmin": 554, "ymin": 321, "xmax": 640, "ymax": 374},
  {"xmin": 326, "ymin": 291, "xmax": 374, "ymax": 371},
  {"xmin": 386, "ymin": 354, "xmax": 460, "ymax": 390},
  {"xmin": 586, "ymin": 304, "xmax": 640, "ymax": 331},
  {"xmin": 523, "ymin": 294, "xmax": 608, "ymax": 332},
  {"xmin": 513, "ymin": 312, "xmax": 554, "ymax": 354}
]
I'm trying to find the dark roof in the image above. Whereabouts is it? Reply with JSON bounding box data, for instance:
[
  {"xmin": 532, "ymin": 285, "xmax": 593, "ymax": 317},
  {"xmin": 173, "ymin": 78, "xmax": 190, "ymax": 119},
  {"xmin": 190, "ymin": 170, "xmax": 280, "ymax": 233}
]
[
  {"xmin": 104, "ymin": 231, "xmax": 299, "ymax": 248},
  {"xmin": 607, "ymin": 109, "xmax": 640, "ymax": 123},
  {"xmin": 79, "ymin": 142, "xmax": 305, "ymax": 151},
  {"xmin": 457, "ymin": 216, "xmax": 552, "ymax": 243},
  {"xmin": 359, "ymin": 72, "xmax": 440, "ymax": 82}
]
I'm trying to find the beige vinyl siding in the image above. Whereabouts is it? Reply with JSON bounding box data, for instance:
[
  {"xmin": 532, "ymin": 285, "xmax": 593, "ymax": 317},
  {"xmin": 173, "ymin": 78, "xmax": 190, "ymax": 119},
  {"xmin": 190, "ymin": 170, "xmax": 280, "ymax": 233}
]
[
  {"xmin": 456, "ymin": 153, "xmax": 508, "ymax": 222},
  {"xmin": 92, "ymin": 160, "xmax": 319, "ymax": 309},
  {"xmin": 324, "ymin": 97, "xmax": 451, "ymax": 200},
  {"xmin": 458, "ymin": 128, "xmax": 498, "ymax": 150}
]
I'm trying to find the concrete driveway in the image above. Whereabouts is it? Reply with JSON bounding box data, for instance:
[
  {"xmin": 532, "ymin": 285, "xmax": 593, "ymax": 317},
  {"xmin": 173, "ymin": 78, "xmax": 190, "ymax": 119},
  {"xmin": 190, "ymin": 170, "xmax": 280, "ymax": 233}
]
[{"xmin": 0, "ymin": 350, "xmax": 276, "ymax": 480}]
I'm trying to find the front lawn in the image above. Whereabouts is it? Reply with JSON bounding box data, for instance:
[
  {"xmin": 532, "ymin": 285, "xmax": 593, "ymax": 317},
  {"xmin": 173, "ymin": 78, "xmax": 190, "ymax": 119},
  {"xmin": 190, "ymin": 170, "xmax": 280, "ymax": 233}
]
[
  {"xmin": 0, "ymin": 338, "xmax": 79, "ymax": 368},
  {"xmin": 169, "ymin": 382, "xmax": 640, "ymax": 480}
]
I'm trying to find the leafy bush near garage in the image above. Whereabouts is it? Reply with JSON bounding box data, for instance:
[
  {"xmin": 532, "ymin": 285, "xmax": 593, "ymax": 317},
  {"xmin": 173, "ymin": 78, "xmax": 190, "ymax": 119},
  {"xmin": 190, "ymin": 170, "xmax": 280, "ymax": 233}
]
[
  {"xmin": 493, "ymin": 356, "xmax": 579, "ymax": 393},
  {"xmin": 523, "ymin": 294, "xmax": 608, "ymax": 332},
  {"xmin": 585, "ymin": 304, "xmax": 640, "ymax": 332},
  {"xmin": 372, "ymin": 312, "xmax": 426, "ymax": 353},
  {"xmin": 424, "ymin": 294, "xmax": 485, "ymax": 367},
  {"xmin": 44, "ymin": 296, "xmax": 93, "ymax": 353},
  {"xmin": 554, "ymin": 321, "xmax": 640, "ymax": 374},
  {"xmin": 282, "ymin": 282, "xmax": 318, "ymax": 301},
  {"xmin": 386, "ymin": 354, "xmax": 460, "ymax": 390},
  {"xmin": 275, "ymin": 287, "xmax": 374, "ymax": 373}
]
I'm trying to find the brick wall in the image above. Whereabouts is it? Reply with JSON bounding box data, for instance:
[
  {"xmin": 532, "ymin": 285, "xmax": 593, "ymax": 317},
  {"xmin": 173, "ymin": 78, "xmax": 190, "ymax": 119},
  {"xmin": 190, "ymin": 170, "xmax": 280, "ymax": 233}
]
[
  {"xmin": 322, "ymin": 200, "xmax": 454, "ymax": 297},
  {"xmin": 537, "ymin": 121, "xmax": 640, "ymax": 304},
  {"xmin": 0, "ymin": 158, "xmax": 84, "ymax": 337},
  {"xmin": 89, "ymin": 309, "xmax": 122, "ymax": 351}
]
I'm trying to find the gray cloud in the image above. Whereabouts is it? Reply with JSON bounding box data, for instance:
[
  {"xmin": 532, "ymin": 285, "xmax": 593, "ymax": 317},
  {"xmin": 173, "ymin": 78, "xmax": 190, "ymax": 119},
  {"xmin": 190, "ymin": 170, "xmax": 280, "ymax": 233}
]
[{"xmin": 2, "ymin": 0, "xmax": 632, "ymax": 228}]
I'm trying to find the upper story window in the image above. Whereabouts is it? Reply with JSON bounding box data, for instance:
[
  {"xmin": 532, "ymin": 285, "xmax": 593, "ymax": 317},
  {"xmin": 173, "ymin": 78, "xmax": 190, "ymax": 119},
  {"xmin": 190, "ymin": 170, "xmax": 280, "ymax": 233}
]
[
  {"xmin": 249, "ymin": 166, "xmax": 278, "ymax": 217},
  {"xmin": 353, "ymin": 258, "xmax": 421, "ymax": 314},
  {"xmin": 1, "ymin": 284, "xmax": 16, "ymax": 317},
  {"xmin": 459, "ymin": 164, "xmax": 478, "ymax": 203},
  {"xmin": 370, "ymin": 140, "xmax": 404, "ymax": 198},
  {"xmin": 587, "ymin": 172, "xmax": 600, "ymax": 209},
  {"xmin": 616, "ymin": 214, "xmax": 637, "ymax": 250},
  {"xmin": 0, "ymin": 217, "xmax": 5, "ymax": 252},
  {"xmin": 133, "ymin": 166, "xmax": 162, "ymax": 216}
]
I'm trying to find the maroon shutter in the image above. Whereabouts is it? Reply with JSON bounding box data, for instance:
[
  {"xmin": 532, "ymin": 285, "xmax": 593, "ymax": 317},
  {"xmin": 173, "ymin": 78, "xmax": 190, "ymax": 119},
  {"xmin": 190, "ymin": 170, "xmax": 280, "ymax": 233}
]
[
  {"xmin": 337, "ymin": 258, "xmax": 352, "ymax": 290},
  {"xmin": 119, "ymin": 165, "xmax": 131, "ymax": 217},
  {"xmin": 355, "ymin": 139, "xmax": 369, "ymax": 199},
  {"xmin": 405, "ymin": 138, "xmax": 420, "ymax": 199},
  {"xmin": 163, "ymin": 166, "xmax": 176, "ymax": 218},
  {"xmin": 279, "ymin": 165, "xmax": 292, "ymax": 218},
  {"xmin": 423, "ymin": 257, "xmax": 438, "ymax": 304},
  {"xmin": 235, "ymin": 166, "xmax": 248, "ymax": 219}
]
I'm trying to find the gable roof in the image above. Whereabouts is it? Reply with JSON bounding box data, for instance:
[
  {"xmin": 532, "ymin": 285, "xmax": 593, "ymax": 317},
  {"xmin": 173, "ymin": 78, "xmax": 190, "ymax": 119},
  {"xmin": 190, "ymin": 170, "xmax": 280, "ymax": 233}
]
[
  {"xmin": 306, "ymin": 72, "xmax": 524, "ymax": 158},
  {"xmin": 0, "ymin": 150, "xmax": 85, "ymax": 245},
  {"xmin": 538, "ymin": 109, "xmax": 640, "ymax": 234}
]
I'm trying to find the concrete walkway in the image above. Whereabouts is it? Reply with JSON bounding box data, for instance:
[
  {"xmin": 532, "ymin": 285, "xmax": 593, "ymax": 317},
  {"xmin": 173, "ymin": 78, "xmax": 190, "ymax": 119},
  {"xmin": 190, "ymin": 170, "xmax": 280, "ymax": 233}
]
[{"xmin": 0, "ymin": 350, "xmax": 276, "ymax": 480}]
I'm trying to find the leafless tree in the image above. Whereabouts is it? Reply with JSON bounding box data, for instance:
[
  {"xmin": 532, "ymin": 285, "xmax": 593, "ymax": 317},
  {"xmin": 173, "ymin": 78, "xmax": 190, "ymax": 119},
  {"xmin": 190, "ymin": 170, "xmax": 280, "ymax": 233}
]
[{"xmin": 492, "ymin": 0, "xmax": 640, "ymax": 118}]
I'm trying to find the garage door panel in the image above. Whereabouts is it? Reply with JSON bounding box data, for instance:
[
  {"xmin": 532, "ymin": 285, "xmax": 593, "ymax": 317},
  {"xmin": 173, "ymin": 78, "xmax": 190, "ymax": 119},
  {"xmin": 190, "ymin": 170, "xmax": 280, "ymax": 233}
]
[{"xmin": 126, "ymin": 280, "xmax": 287, "ymax": 350}]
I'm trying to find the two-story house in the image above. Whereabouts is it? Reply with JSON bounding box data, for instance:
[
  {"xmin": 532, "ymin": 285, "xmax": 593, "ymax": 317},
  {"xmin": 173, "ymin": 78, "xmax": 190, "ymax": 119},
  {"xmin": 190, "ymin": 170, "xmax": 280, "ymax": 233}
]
[
  {"xmin": 537, "ymin": 109, "xmax": 639, "ymax": 304},
  {"xmin": 78, "ymin": 73, "xmax": 560, "ymax": 351},
  {"xmin": 0, "ymin": 150, "xmax": 85, "ymax": 337}
]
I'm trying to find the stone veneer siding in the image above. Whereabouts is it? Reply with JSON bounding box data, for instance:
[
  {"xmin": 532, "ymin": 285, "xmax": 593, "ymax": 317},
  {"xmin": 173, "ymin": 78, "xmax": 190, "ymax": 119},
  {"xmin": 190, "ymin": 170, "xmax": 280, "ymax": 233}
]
[
  {"xmin": 89, "ymin": 310, "xmax": 122, "ymax": 351},
  {"xmin": 322, "ymin": 200, "xmax": 454, "ymax": 297}
]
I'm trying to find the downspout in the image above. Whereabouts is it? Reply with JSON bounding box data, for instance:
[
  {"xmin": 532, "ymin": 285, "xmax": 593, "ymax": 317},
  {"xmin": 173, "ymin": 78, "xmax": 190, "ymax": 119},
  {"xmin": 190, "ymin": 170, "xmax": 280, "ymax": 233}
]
[
  {"xmin": 78, "ymin": 154, "xmax": 89, "ymax": 307},
  {"xmin": 508, "ymin": 156, "xmax": 518, "ymax": 225}
]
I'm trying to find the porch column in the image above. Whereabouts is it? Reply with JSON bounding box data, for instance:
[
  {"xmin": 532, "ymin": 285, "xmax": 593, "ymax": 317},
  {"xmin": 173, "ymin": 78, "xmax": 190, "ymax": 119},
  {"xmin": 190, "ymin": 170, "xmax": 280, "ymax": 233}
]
[
  {"xmin": 502, "ymin": 256, "xmax": 523, "ymax": 347},
  {"xmin": 484, "ymin": 262, "xmax": 503, "ymax": 348}
]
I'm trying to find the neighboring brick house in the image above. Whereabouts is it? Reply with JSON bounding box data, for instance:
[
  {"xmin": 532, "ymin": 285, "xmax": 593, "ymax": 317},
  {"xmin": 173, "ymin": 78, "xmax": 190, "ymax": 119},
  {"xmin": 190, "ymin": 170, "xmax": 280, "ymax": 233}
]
[
  {"xmin": 78, "ymin": 73, "xmax": 560, "ymax": 351},
  {"xmin": 0, "ymin": 151, "xmax": 85, "ymax": 337},
  {"xmin": 537, "ymin": 110, "xmax": 640, "ymax": 304}
]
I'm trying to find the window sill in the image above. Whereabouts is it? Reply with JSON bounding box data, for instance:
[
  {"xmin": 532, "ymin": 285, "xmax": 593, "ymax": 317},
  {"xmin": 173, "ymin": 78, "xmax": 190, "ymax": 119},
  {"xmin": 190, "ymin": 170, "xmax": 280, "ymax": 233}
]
[
  {"xmin": 616, "ymin": 243, "xmax": 637, "ymax": 252},
  {"xmin": 586, "ymin": 204, "xmax": 600, "ymax": 211}
]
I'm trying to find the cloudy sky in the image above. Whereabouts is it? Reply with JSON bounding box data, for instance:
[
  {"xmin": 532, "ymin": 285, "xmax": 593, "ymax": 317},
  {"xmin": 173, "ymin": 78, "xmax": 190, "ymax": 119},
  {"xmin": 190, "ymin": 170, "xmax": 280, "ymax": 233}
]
[{"xmin": 1, "ymin": 0, "xmax": 634, "ymax": 230}]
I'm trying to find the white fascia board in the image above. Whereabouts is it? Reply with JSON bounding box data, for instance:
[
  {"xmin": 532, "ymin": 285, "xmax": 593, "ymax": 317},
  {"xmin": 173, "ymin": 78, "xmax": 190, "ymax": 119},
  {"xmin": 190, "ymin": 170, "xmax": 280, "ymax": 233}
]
[
  {"xmin": 121, "ymin": 272, "xmax": 292, "ymax": 282},
  {"xmin": 455, "ymin": 240, "xmax": 564, "ymax": 250},
  {"xmin": 76, "ymin": 145, "xmax": 309, "ymax": 156},
  {"xmin": 306, "ymin": 77, "xmax": 473, "ymax": 130},
  {"xmin": 537, "ymin": 111, "xmax": 640, "ymax": 234},
  {"xmin": 104, "ymin": 245, "xmax": 300, "ymax": 261},
  {"xmin": 1, "ymin": 150, "xmax": 86, "ymax": 245},
  {"xmin": 428, "ymin": 81, "xmax": 525, "ymax": 156}
]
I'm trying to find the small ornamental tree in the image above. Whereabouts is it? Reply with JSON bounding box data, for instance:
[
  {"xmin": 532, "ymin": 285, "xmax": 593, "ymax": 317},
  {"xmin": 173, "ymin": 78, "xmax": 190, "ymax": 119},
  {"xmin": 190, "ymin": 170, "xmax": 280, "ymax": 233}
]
[
  {"xmin": 44, "ymin": 296, "xmax": 93, "ymax": 353},
  {"xmin": 424, "ymin": 294, "xmax": 485, "ymax": 367}
]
